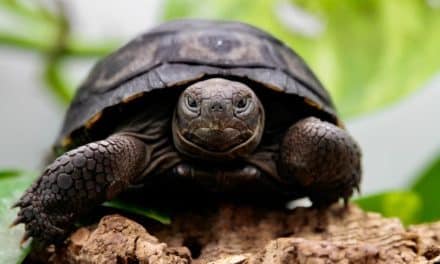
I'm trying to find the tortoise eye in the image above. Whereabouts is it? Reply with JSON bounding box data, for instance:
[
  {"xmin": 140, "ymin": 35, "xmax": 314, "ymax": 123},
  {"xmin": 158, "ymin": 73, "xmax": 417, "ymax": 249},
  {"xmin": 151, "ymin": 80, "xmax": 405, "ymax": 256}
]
[
  {"xmin": 236, "ymin": 98, "xmax": 248, "ymax": 109},
  {"xmin": 186, "ymin": 95, "xmax": 198, "ymax": 109}
]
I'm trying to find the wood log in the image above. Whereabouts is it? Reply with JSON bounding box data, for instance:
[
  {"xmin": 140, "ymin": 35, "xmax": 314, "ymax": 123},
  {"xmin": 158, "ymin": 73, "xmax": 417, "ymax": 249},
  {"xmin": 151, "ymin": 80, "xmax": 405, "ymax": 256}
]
[{"xmin": 37, "ymin": 204, "xmax": 440, "ymax": 263}]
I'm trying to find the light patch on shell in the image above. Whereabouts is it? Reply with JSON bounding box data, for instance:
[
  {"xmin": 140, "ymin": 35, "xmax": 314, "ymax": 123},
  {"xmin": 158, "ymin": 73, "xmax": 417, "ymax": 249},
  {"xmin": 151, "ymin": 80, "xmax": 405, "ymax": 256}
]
[
  {"xmin": 122, "ymin": 92, "xmax": 145, "ymax": 103},
  {"xmin": 85, "ymin": 112, "xmax": 103, "ymax": 129},
  {"xmin": 253, "ymin": 79, "xmax": 284, "ymax": 92},
  {"xmin": 304, "ymin": 97, "xmax": 322, "ymax": 110},
  {"xmin": 336, "ymin": 119, "xmax": 346, "ymax": 129},
  {"xmin": 61, "ymin": 136, "xmax": 73, "ymax": 148},
  {"xmin": 263, "ymin": 82, "xmax": 284, "ymax": 92}
]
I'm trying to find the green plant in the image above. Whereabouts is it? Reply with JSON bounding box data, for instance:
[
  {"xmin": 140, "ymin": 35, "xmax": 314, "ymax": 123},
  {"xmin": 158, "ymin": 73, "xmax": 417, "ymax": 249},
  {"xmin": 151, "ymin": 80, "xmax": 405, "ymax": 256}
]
[
  {"xmin": 163, "ymin": 0, "xmax": 440, "ymax": 119},
  {"xmin": 0, "ymin": 0, "xmax": 118, "ymax": 104},
  {"xmin": 0, "ymin": 171, "xmax": 35, "ymax": 264}
]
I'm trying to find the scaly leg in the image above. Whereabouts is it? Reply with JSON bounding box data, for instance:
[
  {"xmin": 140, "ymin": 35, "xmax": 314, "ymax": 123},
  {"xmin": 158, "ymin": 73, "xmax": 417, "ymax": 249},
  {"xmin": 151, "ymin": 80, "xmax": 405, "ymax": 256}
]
[
  {"xmin": 280, "ymin": 117, "xmax": 361, "ymax": 207},
  {"xmin": 12, "ymin": 134, "xmax": 147, "ymax": 243}
]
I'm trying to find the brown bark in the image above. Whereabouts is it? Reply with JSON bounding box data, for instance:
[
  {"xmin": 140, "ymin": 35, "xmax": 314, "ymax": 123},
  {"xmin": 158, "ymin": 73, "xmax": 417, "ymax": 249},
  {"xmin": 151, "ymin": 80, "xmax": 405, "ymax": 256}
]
[{"xmin": 38, "ymin": 204, "xmax": 440, "ymax": 263}]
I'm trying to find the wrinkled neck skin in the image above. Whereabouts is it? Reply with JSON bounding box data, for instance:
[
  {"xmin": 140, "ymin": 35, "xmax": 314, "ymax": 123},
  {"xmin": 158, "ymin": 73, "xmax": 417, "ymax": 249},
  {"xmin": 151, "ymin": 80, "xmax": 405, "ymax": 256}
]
[{"xmin": 172, "ymin": 78, "xmax": 265, "ymax": 161}]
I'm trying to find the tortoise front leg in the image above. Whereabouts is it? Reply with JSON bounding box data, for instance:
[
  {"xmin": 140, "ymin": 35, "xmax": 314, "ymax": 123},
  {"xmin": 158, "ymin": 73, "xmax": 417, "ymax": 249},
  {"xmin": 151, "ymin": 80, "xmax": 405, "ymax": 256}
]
[
  {"xmin": 12, "ymin": 134, "xmax": 147, "ymax": 243},
  {"xmin": 279, "ymin": 117, "xmax": 361, "ymax": 207}
]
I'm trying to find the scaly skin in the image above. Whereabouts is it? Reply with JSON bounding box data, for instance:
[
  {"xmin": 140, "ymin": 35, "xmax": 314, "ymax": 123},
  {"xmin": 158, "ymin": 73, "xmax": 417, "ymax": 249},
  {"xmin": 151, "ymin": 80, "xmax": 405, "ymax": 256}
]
[
  {"xmin": 12, "ymin": 134, "xmax": 147, "ymax": 243},
  {"xmin": 280, "ymin": 117, "xmax": 362, "ymax": 207}
]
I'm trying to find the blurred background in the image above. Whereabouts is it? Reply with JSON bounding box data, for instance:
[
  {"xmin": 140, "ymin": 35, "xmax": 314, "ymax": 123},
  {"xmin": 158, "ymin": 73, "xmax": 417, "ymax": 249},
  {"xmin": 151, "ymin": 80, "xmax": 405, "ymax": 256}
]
[{"xmin": 0, "ymin": 0, "xmax": 440, "ymax": 262}]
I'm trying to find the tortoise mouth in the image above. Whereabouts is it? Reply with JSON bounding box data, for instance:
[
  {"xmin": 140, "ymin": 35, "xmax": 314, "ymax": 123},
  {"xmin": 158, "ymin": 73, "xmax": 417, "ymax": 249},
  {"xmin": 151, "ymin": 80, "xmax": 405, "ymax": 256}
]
[
  {"xmin": 172, "ymin": 115, "xmax": 264, "ymax": 160},
  {"xmin": 185, "ymin": 127, "xmax": 253, "ymax": 152}
]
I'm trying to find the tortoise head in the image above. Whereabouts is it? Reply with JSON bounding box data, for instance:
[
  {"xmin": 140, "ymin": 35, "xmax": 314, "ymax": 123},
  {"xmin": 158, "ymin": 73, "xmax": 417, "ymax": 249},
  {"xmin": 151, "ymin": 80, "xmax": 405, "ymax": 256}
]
[{"xmin": 173, "ymin": 78, "xmax": 265, "ymax": 160}]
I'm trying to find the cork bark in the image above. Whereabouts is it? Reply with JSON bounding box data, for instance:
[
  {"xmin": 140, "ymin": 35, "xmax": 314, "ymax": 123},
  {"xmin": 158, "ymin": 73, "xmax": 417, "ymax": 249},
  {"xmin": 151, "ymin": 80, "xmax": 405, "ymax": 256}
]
[{"xmin": 37, "ymin": 204, "xmax": 440, "ymax": 263}]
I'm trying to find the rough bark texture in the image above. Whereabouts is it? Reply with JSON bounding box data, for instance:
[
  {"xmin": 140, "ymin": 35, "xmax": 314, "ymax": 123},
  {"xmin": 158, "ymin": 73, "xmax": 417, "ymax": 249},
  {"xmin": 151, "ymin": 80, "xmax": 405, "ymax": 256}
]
[{"xmin": 37, "ymin": 204, "xmax": 440, "ymax": 264}]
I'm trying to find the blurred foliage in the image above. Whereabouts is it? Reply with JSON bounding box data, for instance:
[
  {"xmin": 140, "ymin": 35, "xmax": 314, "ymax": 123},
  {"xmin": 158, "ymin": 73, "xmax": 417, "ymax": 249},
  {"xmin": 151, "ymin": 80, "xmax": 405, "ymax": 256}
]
[
  {"xmin": 411, "ymin": 154, "xmax": 440, "ymax": 223},
  {"xmin": 356, "ymin": 154, "xmax": 440, "ymax": 225},
  {"xmin": 0, "ymin": 0, "xmax": 118, "ymax": 104},
  {"xmin": 355, "ymin": 191, "xmax": 422, "ymax": 225},
  {"xmin": 0, "ymin": 170, "xmax": 21, "ymax": 180},
  {"xmin": 0, "ymin": 171, "xmax": 35, "ymax": 263},
  {"xmin": 163, "ymin": 0, "xmax": 440, "ymax": 119}
]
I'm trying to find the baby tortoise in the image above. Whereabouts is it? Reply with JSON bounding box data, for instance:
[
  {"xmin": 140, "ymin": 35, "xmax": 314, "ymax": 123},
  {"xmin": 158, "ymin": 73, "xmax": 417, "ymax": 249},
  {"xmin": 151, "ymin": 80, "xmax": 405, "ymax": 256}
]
[{"xmin": 13, "ymin": 20, "xmax": 361, "ymax": 243}]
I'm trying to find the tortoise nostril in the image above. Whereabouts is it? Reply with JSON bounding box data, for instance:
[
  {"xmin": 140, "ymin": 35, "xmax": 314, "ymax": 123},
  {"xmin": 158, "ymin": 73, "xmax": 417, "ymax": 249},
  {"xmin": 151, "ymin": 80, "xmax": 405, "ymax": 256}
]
[{"xmin": 210, "ymin": 102, "xmax": 224, "ymax": 112}]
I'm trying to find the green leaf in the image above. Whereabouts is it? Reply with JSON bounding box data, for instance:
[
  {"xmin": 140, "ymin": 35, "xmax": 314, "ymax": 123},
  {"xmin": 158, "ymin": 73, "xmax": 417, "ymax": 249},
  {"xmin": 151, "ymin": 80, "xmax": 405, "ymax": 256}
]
[
  {"xmin": 0, "ymin": 0, "xmax": 60, "ymax": 23},
  {"xmin": 0, "ymin": 170, "xmax": 37, "ymax": 264},
  {"xmin": 0, "ymin": 0, "xmax": 60, "ymax": 52},
  {"xmin": 0, "ymin": 1, "xmax": 119, "ymax": 105},
  {"xmin": 65, "ymin": 38, "xmax": 118, "ymax": 58},
  {"xmin": 411, "ymin": 154, "xmax": 440, "ymax": 223},
  {"xmin": 14, "ymin": 242, "xmax": 32, "ymax": 264},
  {"xmin": 354, "ymin": 191, "xmax": 422, "ymax": 225},
  {"xmin": 0, "ymin": 171, "xmax": 35, "ymax": 198},
  {"xmin": 0, "ymin": 170, "xmax": 21, "ymax": 180},
  {"xmin": 44, "ymin": 57, "xmax": 76, "ymax": 105},
  {"xmin": 162, "ymin": 0, "xmax": 440, "ymax": 118},
  {"xmin": 103, "ymin": 199, "xmax": 171, "ymax": 225}
]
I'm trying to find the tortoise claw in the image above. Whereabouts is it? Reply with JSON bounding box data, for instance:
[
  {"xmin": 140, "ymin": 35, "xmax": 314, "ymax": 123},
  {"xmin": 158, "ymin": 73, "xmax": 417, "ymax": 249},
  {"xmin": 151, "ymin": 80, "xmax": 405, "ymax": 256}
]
[
  {"xmin": 11, "ymin": 193, "xmax": 32, "ymax": 209},
  {"xmin": 20, "ymin": 231, "xmax": 31, "ymax": 246},
  {"xmin": 11, "ymin": 200, "xmax": 22, "ymax": 209},
  {"xmin": 10, "ymin": 216, "xmax": 24, "ymax": 228}
]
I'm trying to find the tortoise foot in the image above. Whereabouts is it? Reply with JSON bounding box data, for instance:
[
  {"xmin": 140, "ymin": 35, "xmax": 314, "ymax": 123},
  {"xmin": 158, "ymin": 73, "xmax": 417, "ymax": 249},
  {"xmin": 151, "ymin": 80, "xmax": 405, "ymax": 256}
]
[
  {"xmin": 280, "ymin": 117, "xmax": 362, "ymax": 207},
  {"xmin": 12, "ymin": 134, "xmax": 148, "ymax": 244}
]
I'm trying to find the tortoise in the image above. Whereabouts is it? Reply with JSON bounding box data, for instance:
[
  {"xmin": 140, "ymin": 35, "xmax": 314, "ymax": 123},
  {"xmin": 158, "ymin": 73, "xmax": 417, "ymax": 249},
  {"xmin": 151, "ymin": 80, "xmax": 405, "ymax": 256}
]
[{"xmin": 13, "ymin": 19, "xmax": 361, "ymax": 243}]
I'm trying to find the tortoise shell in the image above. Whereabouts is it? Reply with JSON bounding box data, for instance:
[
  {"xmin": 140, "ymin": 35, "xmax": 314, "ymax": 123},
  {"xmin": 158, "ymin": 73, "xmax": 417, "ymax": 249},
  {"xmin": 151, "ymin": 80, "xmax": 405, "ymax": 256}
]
[{"xmin": 56, "ymin": 19, "xmax": 339, "ymax": 151}]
